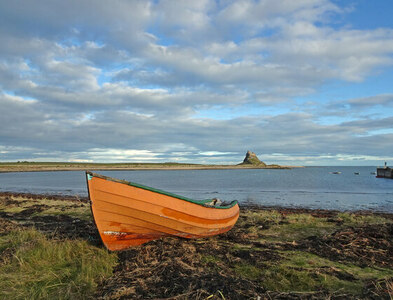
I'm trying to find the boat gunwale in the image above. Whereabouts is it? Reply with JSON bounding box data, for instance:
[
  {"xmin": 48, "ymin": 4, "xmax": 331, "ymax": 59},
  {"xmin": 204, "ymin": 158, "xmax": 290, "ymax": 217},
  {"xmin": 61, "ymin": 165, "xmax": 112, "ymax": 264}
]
[{"xmin": 86, "ymin": 171, "xmax": 238, "ymax": 209}]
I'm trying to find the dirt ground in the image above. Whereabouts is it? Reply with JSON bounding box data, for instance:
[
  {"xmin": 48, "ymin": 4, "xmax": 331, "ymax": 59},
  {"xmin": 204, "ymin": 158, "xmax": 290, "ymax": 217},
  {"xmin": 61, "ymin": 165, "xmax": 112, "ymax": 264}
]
[{"xmin": 1, "ymin": 192, "xmax": 392, "ymax": 299}]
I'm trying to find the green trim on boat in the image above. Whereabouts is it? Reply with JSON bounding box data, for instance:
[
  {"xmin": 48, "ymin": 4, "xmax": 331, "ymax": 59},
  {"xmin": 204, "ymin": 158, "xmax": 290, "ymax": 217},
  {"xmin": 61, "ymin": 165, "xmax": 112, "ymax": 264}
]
[{"xmin": 86, "ymin": 171, "xmax": 238, "ymax": 209}]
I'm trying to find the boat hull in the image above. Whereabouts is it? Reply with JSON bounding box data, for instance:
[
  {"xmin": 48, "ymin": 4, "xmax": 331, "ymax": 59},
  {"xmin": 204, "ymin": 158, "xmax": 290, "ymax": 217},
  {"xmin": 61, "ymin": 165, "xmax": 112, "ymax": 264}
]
[{"xmin": 86, "ymin": 172, "xmax": 240, "ymax": 251}]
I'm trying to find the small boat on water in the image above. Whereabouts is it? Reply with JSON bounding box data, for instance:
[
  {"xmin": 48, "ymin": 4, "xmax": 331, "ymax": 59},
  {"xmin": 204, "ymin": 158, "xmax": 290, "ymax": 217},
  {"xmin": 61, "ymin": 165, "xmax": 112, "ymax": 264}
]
[
  {"xmin": 86, "ymin": 172, "xmax": 240, "ymax": 251},
  {"xmin": 330, "ymin": 171, "xmax": 341, "ymax": 174}
]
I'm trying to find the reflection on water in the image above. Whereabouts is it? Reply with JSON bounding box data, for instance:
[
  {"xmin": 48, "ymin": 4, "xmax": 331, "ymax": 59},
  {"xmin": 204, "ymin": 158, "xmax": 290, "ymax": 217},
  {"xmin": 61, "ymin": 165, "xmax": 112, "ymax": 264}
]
[{"xmin": 0, "ymin": 167, "xmax": 392, "ymax": 212}]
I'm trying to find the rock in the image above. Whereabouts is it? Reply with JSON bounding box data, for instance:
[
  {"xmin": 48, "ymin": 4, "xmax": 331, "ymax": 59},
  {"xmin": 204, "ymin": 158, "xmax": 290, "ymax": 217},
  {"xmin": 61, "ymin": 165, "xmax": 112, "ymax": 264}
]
[{"xmin": 240, "ymin": 151, "xmax": 266, "ymax": 166}]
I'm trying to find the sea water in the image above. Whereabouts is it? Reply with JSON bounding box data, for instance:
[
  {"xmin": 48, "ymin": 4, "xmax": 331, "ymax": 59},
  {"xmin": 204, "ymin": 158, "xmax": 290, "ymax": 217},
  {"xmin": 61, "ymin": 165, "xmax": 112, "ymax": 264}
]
[{"xmin": 0, "ymin": 167, "xmax": 392, "ymax": 212}]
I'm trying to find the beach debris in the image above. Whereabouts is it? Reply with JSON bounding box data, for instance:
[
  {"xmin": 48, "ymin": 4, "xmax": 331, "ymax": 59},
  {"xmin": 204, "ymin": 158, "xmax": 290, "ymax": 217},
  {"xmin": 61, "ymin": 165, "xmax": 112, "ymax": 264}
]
[{"xmin": 205, "ymin": 198, "xmax": 223, "ymax": 206}]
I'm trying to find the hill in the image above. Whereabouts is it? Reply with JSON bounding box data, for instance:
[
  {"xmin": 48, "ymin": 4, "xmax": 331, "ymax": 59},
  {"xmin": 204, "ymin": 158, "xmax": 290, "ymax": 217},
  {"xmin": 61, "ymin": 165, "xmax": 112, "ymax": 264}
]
[{"xmin": 239, "ymin": 151, "xmax": 267, "ymax": 167}]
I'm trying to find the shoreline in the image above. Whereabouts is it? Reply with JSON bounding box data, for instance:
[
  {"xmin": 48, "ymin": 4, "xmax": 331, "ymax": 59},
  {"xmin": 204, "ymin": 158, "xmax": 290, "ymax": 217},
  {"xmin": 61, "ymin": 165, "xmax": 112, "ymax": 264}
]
[
  {"xmin": 1, "ymin": 191, "xmax": 392, "ymax": 216},
  {"xmin": 0, "ymin": 162, "xmax": 301, "ymax": 173}
]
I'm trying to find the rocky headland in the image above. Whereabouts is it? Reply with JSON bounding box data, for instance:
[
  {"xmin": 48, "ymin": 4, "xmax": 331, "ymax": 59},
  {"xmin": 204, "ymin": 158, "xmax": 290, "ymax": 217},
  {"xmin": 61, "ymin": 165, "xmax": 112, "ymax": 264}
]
[{"xmin": 239, "ymin": 150, "xmax": 267, "ymax": 166}]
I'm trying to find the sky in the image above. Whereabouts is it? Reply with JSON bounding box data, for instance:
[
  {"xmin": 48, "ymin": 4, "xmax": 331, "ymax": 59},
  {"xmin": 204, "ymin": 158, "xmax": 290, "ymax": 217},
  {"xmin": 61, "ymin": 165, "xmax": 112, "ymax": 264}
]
[{"xmin": 0, "ymin": 0, "xmax": 393, "ymax": 166}]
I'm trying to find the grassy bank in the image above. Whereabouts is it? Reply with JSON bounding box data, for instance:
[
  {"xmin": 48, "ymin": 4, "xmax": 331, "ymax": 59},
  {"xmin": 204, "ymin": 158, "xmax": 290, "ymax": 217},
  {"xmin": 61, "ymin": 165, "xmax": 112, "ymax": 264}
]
[
  {"xmin": 0, "ymin": 161, "xmax": 292, "ymax": 172},
  {"xmin": 1, "ymin": 192, "xmax": 392, "ymax": 299},
  {"xmin": 0, "ymin": 230, "xmax": 117, "ymax": 299}
]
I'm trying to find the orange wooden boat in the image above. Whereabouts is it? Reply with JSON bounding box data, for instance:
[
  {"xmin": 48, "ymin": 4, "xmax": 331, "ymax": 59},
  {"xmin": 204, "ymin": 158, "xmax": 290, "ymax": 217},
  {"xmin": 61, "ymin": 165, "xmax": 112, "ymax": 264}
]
[{"xmin": 86, "ymin": 172, "xmax": 239, "ymax": 251}]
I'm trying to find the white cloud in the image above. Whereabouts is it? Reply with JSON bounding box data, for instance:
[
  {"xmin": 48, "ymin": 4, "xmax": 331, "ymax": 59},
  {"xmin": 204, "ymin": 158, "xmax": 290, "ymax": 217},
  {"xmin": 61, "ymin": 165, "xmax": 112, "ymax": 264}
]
[
  {"xmin": 0, "ymin": 0, "xmax": 393, "ymax": 165},
  {"xmin": 87, "ymin": 148, "xmax": 161, "ymax": 162},
  {"xmin": 348, "ymin": 94, "xmax": 393, "ymax": 108}
]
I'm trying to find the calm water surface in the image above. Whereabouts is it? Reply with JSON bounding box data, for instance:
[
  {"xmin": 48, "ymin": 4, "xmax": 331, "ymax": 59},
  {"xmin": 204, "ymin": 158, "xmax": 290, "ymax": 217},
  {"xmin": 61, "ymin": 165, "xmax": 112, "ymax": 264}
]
[{"xmin": 0, "ymin": 167, "xmax": 392, "ymax": 212}]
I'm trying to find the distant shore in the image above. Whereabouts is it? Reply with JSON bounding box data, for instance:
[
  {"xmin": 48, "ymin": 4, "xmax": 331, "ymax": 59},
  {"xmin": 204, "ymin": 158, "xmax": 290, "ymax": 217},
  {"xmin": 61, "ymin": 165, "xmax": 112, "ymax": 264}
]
[{"xmin": 0, "ymin": 162, "xmax": 301, "ymax": 173}]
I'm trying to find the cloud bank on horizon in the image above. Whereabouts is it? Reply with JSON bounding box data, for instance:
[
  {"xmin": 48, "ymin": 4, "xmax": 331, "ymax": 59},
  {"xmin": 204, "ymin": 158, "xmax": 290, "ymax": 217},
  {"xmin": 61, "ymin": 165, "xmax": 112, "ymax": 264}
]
[{"xmin": 1, "ymin": 0, "xmax": 393, "ymax": 166}]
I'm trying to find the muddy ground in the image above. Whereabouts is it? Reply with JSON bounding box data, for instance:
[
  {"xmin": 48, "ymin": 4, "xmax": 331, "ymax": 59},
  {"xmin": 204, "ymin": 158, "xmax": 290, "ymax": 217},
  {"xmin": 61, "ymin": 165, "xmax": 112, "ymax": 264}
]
[{"xmin": 1, "ymin": 192, "xmax": 392, "ymax": 299}]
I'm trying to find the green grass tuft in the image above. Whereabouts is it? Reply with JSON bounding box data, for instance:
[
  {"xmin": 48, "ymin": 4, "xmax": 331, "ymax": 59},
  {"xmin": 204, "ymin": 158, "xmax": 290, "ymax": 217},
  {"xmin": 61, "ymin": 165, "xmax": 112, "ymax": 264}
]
[
  {"xmin": 261, "ymin": 264, "xmax": 321, "ymax": 292},
  {"xmin": 262, "ymin": 214, "xmax": 335, "ymax": 241},
  {"xmin": 0, "ymin": 197, "xmax": 91, "ymax": 221},
  {"xmin": 201, "ymin": 254, "xmax": 221, "ymax": 265},
  {"xmin": 0, "ymin": 229, "xmax": 117, "ymax": 300},
  {"xmin": 261, "ymin": 251, "xmax": 393, "ymax": 294},
  {"xmin": 234, "ymin": 263, "xmax": 262, "ymax": 280},
  {"xmin": 231, "ymin": 250, "xmax": 393, "ymax": 295},
  {"xmin": 337, "ymin": 212, "xmax": 392, "ymax": 226}
]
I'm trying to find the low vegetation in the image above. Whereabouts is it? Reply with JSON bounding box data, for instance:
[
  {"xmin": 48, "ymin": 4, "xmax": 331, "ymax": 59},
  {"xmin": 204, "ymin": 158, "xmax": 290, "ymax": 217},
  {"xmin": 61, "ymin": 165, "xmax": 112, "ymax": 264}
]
[
  {"xmin": 0, "ymin": 194, "xmax": 91, "ymax": 220},
  {"xmin": 1, "ymin": 192, "xmax": 392, "ymax": 299},
  {"xmin": 0, "ymin": 229, "xmax": 117, "ymax": 299}
]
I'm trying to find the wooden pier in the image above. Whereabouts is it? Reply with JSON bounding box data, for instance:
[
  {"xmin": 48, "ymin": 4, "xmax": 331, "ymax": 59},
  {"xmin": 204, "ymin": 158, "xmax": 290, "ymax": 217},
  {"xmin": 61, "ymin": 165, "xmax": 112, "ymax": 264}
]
[{"xmin": 376, "ymin": 162, "xmax": 393, "ymax": 179}]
